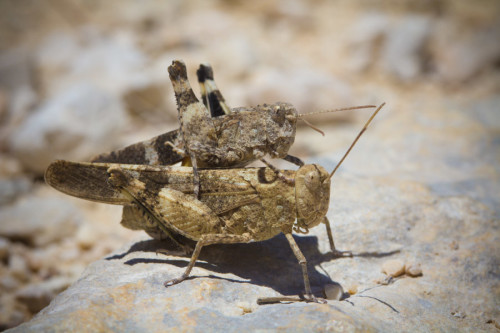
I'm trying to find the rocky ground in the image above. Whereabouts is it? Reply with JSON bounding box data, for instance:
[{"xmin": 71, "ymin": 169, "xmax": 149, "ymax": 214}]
[{"xmin": 0, "ymin": 0, "xmax": 499, "ymax": 331}]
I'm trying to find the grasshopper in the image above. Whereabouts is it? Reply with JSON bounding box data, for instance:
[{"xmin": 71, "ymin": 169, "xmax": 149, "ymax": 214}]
[
  {"xmin": 45, "ymin": 103, "xmax": 384, "ymax": 303},
  {"xmin": 92, "ymin": 60, "xmax": 375, "ymax": 197}
]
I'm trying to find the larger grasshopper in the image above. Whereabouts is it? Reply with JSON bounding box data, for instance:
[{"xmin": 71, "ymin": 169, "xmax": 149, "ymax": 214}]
[
  {"xmin": 45, "ymin": 103, "xmax": 384, "ymax": 303},
  {"xmin": 92, "ymin": 60, "xmax": 375, "ymax": 196}
]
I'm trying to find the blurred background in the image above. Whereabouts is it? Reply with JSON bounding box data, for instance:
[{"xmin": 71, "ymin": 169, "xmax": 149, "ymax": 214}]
[{"xmin": 0, "ymin": 0, "xmax": 499, "ymax": 329}]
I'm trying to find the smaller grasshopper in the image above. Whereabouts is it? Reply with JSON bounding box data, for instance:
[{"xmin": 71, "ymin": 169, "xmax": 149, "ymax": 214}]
[
  {"xmin": 46, "ymin": 103, "xmax": 384, "ymax": 303},
  {"xmin": 93, "ymin": 60, "xmax": 375, "ymax": 197}
]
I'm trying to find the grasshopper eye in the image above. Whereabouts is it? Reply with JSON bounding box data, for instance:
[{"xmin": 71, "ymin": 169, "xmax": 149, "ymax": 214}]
[{"xmin": 304, "ymin": 171, "xmax": 320, "ymax": 191}]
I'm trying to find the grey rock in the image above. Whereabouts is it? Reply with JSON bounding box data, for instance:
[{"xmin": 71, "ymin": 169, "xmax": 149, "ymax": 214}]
[
  {"xmin": 0, "ymin": 294, "xmax": 29, "ymax": 331},
  {"xmin": 347, "ymin": 13, "xmax": 389, "ymax": 73},
  {"xmin": 380, "ymin": 16, "xmax": 432, "ymax": 81},
  {"xmin": 0, "ymin": 237, "xmax": 8, "ymax": 261},
  {"xmin": 35, "ymin": 28, "xmax": 149, "ymax": 96},
  {"xmin": 0, "ymin": 46, "xmax": 35, "ymax": 92},
  {"xmin": 7, "ymin": 176, "xmax": 498, "ymax": 332},
  {"xmin": 246, "ymin": 67, "xmax": 353, "ymax": 116},
  {"xmin": 0, "ymin": 155, "xmax": 24, "ymax": 178},
  {"xmin": 0, "ymin": 273, "xmax": 20, "ymax": 291},
  {"xmin": 381, "ymin": 259, "xmax": 405, "ymax": 277},
  {"xmin": 1, "ymin": 85, "xmax": 38, "ymax": 141},
  {"xmin": 0, "ymin": 178, "xmax": 31, "ymax": 205},
  {"xmin": 0, "ymin": 195, "xmax": 81, "ymax": 246},
  {"xmin": 431, "ymin": 20, "xmax": 500, "ymax": 83},
  {"xmin": 7, "ymin": 254, "xmax": 28, "ymax": 282},
  {"xmin": 8, "ymin": 84, "xmax": 128, "ymax": 174},
  {"xmin": 324, "ymin": 283, "xmax": 344, "ymax": 301},
  {"xmin": 405, "ymin": 262, "xmax": 423, "ymax": 277},
  {"xmin": 16, "ymin": 277, "xmax": 72, "ymax": 313},
  {"xmin": 347, "ymin": 13, "xmax": 432, "ymax": 81}
]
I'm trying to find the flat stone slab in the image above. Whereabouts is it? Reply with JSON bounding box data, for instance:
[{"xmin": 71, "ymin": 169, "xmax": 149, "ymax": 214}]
[{"xmin": 8, "ymin": 175, "xmax": 499, "ymax": 332}]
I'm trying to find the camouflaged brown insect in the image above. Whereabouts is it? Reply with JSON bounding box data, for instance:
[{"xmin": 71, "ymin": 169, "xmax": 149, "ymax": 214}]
[{"xmin": 45, "ymin": 103, "xmax": 383, "ymax": 304}]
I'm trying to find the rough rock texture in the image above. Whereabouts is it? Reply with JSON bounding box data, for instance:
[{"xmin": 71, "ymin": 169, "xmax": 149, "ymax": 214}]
[
  {"xmin": 8, "ymin": 84, "xmax": 128, "ymax": 174},
  {"xmin": 8, "ymin": 174, "xmax": 498, "ymax": 332},
  {"xmin": 1, "ymin": 0, "xmax": 499, "ymax": 331},
  {"xmin": 0, "ymin": 195, "xmax": 81, "ymax": 247}
]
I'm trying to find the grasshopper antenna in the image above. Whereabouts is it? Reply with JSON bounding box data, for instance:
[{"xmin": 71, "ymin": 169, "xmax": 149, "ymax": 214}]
[
  {"xmin": 297, "ymin": 105, "xmax": 376, "ymax": 118},
  {"xmin": 301, "ymin": 118, "xmax": 325, "ymax": 136},
  {"xmin": 324, "ymin": 102, "xmax": 385, "ymax": 183},
  {"xmin": 297, "ymin": 105, "xmax": 376, "ymax": 136}
]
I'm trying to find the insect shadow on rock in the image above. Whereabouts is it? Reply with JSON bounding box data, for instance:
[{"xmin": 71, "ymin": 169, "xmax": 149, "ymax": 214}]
[
  {"xmin": 46, "ymin": 103, "xmax": 384, "ymax": 304},
  {"xmin": 108, "ymin": 234, "xmax": 335, "ymax": 298}
]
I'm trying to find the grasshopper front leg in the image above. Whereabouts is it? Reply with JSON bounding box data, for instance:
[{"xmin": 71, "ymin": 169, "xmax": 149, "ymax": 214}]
[
  {"xmin": 258, "ymin": 233, "xmax": 326, "ymax": 304},
  {"xmin": 323, "ymin": 217, "xmax": 352, "ymax": 258},
  {"xmin": 284, "ymin": 233, "xmax": 326, "ymax": 303}
]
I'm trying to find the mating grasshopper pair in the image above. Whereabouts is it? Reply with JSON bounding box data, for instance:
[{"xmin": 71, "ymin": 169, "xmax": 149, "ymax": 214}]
[{"xmin": 46, "ymin": 60, "xmax": 383, "ymax": 303}]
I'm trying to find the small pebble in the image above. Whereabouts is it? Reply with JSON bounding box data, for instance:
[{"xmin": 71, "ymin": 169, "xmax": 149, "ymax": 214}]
[
  {"xmin": 451, "ymin": 311, "xmax": 466, "ymax": 319},
  {"xmin": 236, "ymin": 301, "xmax": 255, "ymax": 314},
  {"xmin": 381, "ymin": 259, "xmax": 405, "ymax": 277},
  {"xmin": 324, "ymin": 283, "xmax": 344, "ymax": 301},
  {"xmin": 375, "ymin": 275, "xmax": 394, "ymax": 285},
  {"xmin": 405, "ymin": 262, "xmax": 423, "ymax": 277},
  {"xmin": 346, "ymin": 283, "xmax": 358, "ymax": 295}
]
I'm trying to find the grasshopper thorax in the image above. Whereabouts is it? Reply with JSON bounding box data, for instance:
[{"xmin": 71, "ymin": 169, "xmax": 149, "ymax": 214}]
[
  {"xmin": 265, "ymin": 102, "xmax": 298, "ymax": 158},
  {"xmin": 294, "ymin": 164, "xmax": 330, "ymax": 230}
]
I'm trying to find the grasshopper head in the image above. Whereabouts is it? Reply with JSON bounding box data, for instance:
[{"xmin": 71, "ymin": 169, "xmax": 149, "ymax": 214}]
[
  {"xmin": 295, "ymin": 164, "xmax": 331, "ymax": 229},
  {"xmin": 266, "ymin": 102, "xmax": 298, "ymax": 158}
]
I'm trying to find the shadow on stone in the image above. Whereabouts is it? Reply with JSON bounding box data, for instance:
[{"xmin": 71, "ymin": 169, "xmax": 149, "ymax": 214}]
[
  {"xmin": 107, "ymin": 234, "xmax": 337, "ymax": 296},
  {"xmin": 352, "ymin": 249, "xmax": 401, "ymax": 258}
]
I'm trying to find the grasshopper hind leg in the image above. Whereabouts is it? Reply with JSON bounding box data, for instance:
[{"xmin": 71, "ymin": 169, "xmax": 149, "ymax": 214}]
[
  {"xmin": 283, "ymin": 154, "xmax": 304, "ymax": 167},
  {"xmin": 196, "ymin": 63, "xmax": 231, "ymax": 117},
  {"xmin": 164, "ymin": 233, "xmax": 252, "ymax": 287}
]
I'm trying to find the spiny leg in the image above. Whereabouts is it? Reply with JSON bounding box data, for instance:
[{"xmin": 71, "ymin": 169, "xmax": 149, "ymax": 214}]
[
  {"xmin": 91, "ymin": 129, "xmax": 185, "ymax": 166},
  {"xmin": 164, "ymin": 233, "xmax": 252, "ymax": 286},
  {"xmin": 196, "ymin": 63, "xmax": 231, "ymax": 117},
  {"xmin": 168, "ymin": 60, "xmax": 200, "ymax": 110},
  {"xmin": 285, "ymin": 233, "xmax": 321, "ymax": 302},
  {"xmin": 323, "ymin": 217, "xmax": 352, "ymax": 257},
  {"xmin": 164, "ymin": 141, "xmax": 186, "ymax": 157},
  {"xmin": 283, "ymin": 154, "xmax": 305, "ymax": 167},
  {"xmin": 168, "ymin": 60, "xmax": 218, "ymax": 196},
  {"xmin": 190, "ymin": 154, "xmax": 201, "ymax": 199},
  {"xmin": 258, "ymin": 233, "xmax": 326, "ymax": 304},
  {"xmin": 260, "ymin": 158, "xmax": 295, "ymax": 185},
  {"xmin": 260, "ymin": 155, "xmax": 304, "ymax": 185}
]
